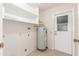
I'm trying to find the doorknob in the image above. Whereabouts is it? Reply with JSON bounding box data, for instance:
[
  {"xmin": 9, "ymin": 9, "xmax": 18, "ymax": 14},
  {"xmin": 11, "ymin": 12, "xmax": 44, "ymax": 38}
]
[
  {"xmin": 74, "ymin": 39, "xmax": 79, "ymax": 43},
  {"xmin": 0, "ymin": 42, "xmax": 4, "ymax": 48}
]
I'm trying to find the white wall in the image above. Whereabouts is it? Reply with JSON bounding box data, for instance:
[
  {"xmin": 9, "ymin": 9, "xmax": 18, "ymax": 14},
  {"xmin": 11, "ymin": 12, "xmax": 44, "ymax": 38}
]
[
  {"xmin": 3, "ymin": 19, "xmax": 36, "ymax": 56},
  {"xmin": 40, "ymin": 3, "xmax": 77, "ymax": 50}
]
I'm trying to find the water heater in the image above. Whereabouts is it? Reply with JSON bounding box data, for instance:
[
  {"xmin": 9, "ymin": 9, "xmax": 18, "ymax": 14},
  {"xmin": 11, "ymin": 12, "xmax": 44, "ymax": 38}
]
[{"xmin": 37, "ymin": 26, "xmax": 47, "ymax": 50}]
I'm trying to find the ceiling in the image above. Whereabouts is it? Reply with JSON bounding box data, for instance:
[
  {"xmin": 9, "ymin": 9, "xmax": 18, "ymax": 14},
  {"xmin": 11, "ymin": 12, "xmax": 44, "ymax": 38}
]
[{"xmin": 27, "ymin": 3, "xmax": 68, "ymax": 11}]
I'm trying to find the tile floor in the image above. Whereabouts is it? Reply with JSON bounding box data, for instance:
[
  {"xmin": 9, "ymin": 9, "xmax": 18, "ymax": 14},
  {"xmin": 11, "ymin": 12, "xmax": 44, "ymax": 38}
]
[{"xmin": 30, "ymin": 49, "xmax": 72, "ymax": 56}]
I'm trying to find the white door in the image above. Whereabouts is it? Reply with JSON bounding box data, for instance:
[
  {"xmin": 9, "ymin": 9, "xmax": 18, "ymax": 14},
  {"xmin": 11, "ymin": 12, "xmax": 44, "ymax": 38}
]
[{"xmin": 54, "ymin": 11, "xmax": 73, "ymax": 55}]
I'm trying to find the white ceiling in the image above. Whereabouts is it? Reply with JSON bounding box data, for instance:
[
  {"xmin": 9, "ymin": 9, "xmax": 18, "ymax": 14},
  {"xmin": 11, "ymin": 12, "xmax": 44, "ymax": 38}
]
[{"xmin": 27, "ymin": 3, "xmax": 67, "ymax": 11}]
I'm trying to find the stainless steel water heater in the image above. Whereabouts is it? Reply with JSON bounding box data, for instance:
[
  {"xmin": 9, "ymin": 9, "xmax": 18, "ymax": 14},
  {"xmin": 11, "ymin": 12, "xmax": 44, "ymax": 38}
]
[{"xmin": 37, "ymin": 26, "xmax": 47, "ymax": 50}]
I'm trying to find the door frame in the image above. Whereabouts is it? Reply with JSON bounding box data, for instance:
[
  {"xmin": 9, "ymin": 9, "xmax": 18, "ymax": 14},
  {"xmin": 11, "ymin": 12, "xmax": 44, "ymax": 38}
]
[
  {"xmin": 53, "ymin": 8, "xmax": 75, "ymax": 56},
  {"xmin": 0, "ymin": 4, "xmax": 4, "ymax": 56}
]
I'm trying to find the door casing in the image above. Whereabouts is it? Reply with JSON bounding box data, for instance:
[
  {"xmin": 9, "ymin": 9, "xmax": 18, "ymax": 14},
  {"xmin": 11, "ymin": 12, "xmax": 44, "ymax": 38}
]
[{"xmin": 53, "ymin": 8, "xmax": 75, "ymax": 56}]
